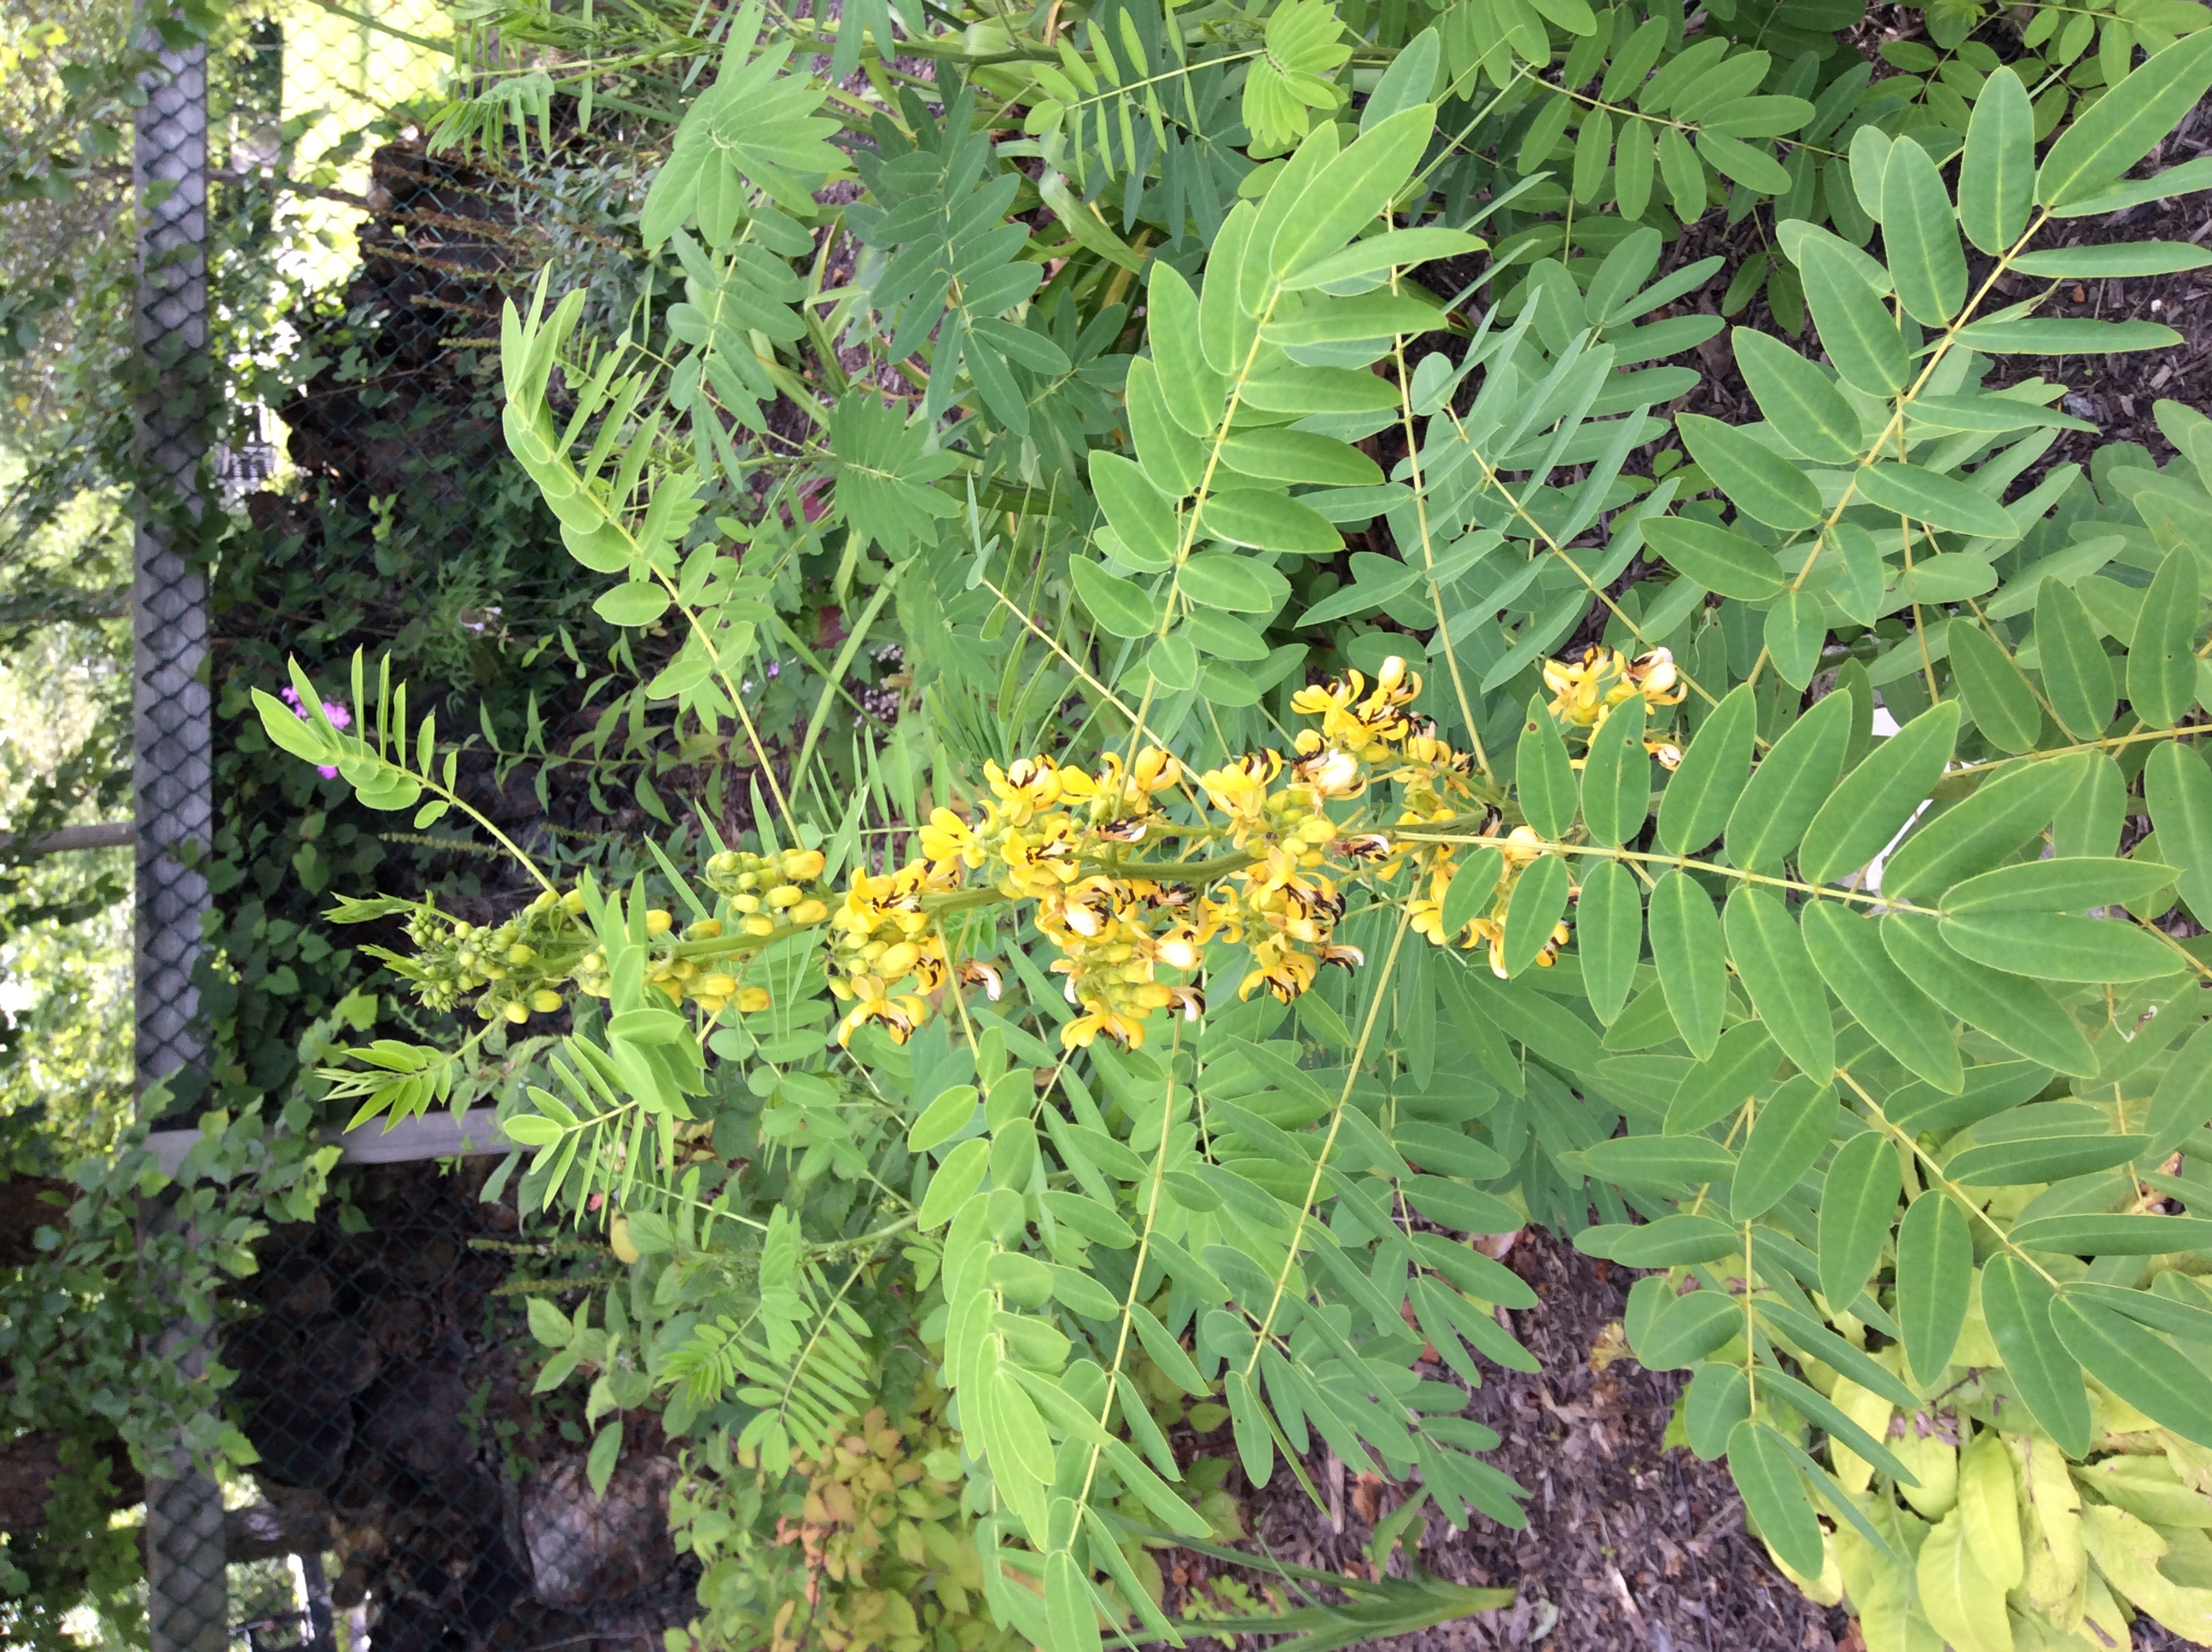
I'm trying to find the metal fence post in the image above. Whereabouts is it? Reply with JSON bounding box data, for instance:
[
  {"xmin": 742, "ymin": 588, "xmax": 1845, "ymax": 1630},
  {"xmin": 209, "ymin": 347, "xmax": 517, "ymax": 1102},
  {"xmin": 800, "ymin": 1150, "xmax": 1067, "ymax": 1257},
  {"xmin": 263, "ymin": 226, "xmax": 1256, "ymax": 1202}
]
[{"xmin": 135, "ymin": 20, "xmax": 228, "ymax": 1652}]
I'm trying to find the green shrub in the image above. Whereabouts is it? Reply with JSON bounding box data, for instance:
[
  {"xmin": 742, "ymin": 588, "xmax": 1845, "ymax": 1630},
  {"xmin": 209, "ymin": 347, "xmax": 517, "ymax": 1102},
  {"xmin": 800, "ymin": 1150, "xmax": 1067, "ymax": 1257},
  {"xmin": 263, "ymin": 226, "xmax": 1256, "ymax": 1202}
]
[{"xmin": 259, "ymin": 2, "xmax": 2212, "ymax": 1647}]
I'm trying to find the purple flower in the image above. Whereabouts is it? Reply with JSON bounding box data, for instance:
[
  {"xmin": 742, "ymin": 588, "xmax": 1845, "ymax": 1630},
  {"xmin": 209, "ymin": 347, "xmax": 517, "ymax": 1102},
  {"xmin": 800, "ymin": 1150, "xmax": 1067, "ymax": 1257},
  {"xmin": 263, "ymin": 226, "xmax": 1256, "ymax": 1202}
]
[{"xmin": 280, "ymin": 687, "xmax": 352, "ymax": 777}]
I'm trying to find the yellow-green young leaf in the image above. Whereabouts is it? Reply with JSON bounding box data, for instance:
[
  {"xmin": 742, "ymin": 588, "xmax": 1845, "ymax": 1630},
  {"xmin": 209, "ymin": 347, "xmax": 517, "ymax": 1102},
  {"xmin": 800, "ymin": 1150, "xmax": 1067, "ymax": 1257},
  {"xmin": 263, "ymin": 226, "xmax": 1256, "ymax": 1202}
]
[
  {"xmin": 1801, "ymin": 238, "xmax": 1911, "ymax": 395},
  {"xmin": 1658, "ymin": 683, "xmax": 1760, "ymax": 853},
  {"xmin": 1880, "ymin": 912, "xmax": 2100, "ymax": 1076},
  {"xmin": 1732, "ymin": 329, "xmax": 1862, "ymax": 463},
  {"xmin": 1676, "ymin": 414, "xmax": 1824, "ymax": 530},
  {"xmin": 1580, "ymin": 697, "xmax": 1649, "ymax": 846},
  {"xmin": 2147, "ymin": 742, "xmax": 2212, "ymax": 926},
  {"xmin": 1854, "ymin": 462, "xmax": 2021, "ymax": 540},
  {"xmin": 1440, "ymin": 845, "xmax": 1507, "ymax": 944},
  {"xmin": 1918, "ymin": 1509, "xmax": 2013, "ymax": 1652},
  {"xmin": 1941, "ymin": 855, "xmax": 2178, "ymax": 912},
  {"xmin": 1763, "ymin": 590, "xmax": 1825, "ymax": 690},
  {"xmin": 1802, "ymin": 903, "xmax": 1963, "ymax": 1093},
  {"xmin": 1947, "ymin": 623, "xmax": 2044, "ymax": 753},
  {"xmin": 2129, "ymin": 547, "xmax": 2201, "ymax": 728},
  {"xmin": 1957, "ymin": 1433, "xmax": 2023, "ymax": 1590},
  {"xmin": 918, "ymin": 1137, "xmax": 992, "ymax": 1230},
  {"xmin": 2052, "ymin": 1294, "xmax": 2212, "ymax": 1448},
  {"xmin": 1650, "ymin": 870, "xmax": 1726, "ymax": 1060},
  {"xmin": 1722, "ymin": 888, "xmax": 1832, "ymax": 1081},
  {"xmin": 2037, "ymin": 30, "xmax": 2212, "ymax": 206},
  {"xmin": 1731, "ymin": 1074, "xmax": 1837, "ymax": 1219},
  {"xmin": 1882, "ymin": 139, "xmax": 1968, "ymax": 325},
  {"xmin": 1960, "ymin": 67, "xmax": 2035, "ymax": 253},
  {"xmin": 1881, "ymin": 753, "xmax": 2089, "ymax": 901},
  {"xmin": 1895, "ymin": 1190, "xmax": 1974, "ymax": 1385},
  {"xmin": 1500, "ymin": 854, "xmax": 1572, "ymax": 976},
  {"xmin": 2034, "ymin": 578, "xmax": 2116, "ymax": 737},
  {"xmin": 1727, "ymin": 687, "xmax": 1854, "ymax": 873},
  {"xmin": 1666, "ymin": 1021, "xmax": 1781, "ymax": 1135},
  {"xmin": 1640, "ymin": 516, "xmax": 1787, "ymax": 598},
  {"xmin": 1045, "ymin": 1550, "xmax": 1102, "ymax": 1652},
  {"xmin": 2081, "ymin": 1504, "xmax": 2212, "ymax": 1643},
  {"xmin": 1274, "ymin": 224, "xmax": 1486, "ymax": 290},
  {"xmin": 1728, "ymin": 1421, "xmax": 1825, "ymax": 1577},
  {"xmin": 1516, "ymin": 694, "xmax": 1577, "ymax": 838},
  {"xmin": 1089, "ymin": 451, "xmax": 1179, "ymax": 571},
  {"xmin": 909, "ymin": 1083, "xmax": 980, "ymax": 1153},
  {"xmin": 1576, "ymin": 859, "xmax": 1642, "ymax": 1025},
  {"xmin": 1178, "ymin": 552, "xmax": 1282, "ymax": 613},
  {"xmin": 1982, "ymin": 1255, "xmax": 2092, "ymax": 1456},
  {"xmin": 1817, "ymin": 1131, "xmax": 1897, "ymax": 1312},
  {"xmin": 1798, "ymin": 701, "xmax": 1960, "ymax": 887},
  {"xmin": 1937, "ymin": 910, "xmax": 2188, "ymax": 982},
  {"xmin": 2026, "ymin": 1433, "xmax": 2087, "ymax": 1619}
]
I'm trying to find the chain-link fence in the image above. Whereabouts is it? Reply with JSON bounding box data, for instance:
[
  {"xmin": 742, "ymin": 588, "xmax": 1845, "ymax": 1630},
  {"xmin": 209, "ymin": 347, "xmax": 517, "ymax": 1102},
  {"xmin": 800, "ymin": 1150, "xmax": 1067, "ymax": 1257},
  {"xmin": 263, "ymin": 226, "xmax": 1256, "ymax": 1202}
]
[{"xmin": 131, "ymin": 4, "xmax": 698, "ymax": 1645}]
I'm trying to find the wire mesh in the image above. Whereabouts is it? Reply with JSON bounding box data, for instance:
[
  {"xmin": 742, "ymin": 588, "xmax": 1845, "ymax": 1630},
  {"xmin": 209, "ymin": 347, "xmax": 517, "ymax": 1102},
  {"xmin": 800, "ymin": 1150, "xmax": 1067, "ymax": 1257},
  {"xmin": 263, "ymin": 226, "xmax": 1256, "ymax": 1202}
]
[
  {"xmin": 134, "ymin": 4, "xmax": 703, "ymax": 1646},
  {"xmin": 218, "ymin": 1163, "xmax": 699, "ymax": 1652}
]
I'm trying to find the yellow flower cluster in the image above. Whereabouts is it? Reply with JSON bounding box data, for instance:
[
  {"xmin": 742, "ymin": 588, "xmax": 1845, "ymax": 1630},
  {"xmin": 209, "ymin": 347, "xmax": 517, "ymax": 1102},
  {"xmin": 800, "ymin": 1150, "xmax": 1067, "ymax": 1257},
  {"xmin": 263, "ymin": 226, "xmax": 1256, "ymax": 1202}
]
[
  {"xmin": 382, "ymin": 648, "xmax": 1690, "ymax": 1052},
  {"xmin": 1543, "ymin": 644, "xmax": 1685, "ymax": 731}
]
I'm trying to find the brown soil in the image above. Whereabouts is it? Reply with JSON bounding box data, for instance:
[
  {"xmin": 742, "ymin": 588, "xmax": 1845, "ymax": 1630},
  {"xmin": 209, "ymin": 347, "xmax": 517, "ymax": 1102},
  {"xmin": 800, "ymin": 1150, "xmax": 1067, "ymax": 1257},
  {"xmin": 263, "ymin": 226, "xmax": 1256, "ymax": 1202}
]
[{"xmin": 1177, "ymin": 1226, "xmax": 2190, "ymax": 1651}]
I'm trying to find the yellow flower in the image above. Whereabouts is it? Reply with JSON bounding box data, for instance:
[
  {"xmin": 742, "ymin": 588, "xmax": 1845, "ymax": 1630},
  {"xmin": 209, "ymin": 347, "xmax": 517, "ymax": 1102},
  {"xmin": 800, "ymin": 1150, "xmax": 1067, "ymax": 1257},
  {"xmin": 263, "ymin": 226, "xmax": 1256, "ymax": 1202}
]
[
  {"xmin": 985, "ymin": 756, "xmax": 1063, "ymax": 824},
  {"xmin": 918, "ymin": 806, "xmax": 981, "ymax": 865}
]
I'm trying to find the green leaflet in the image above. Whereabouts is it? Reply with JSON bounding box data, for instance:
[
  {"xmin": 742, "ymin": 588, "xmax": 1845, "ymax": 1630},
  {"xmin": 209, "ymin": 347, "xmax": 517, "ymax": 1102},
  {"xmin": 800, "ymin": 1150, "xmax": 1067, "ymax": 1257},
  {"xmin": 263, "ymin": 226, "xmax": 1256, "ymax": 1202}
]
[
  {"xmin": 1580, "ymin": 1132, "xmax": 1738, "ymax": 1190},
  {"xmin": 1728, "ymin": 1420, "xmax": 1825, "ymax": 1577},
  {"xmin": 1071, "ymin": 558, "xmax": 1161, "ymax": 638},
  {"xmin": 1580, "ymin": 697, "xmax": 1650, "ymax": 846},
  {"xmin": 1721, "ymin": 887, "xmax": 1833, "ymax": 1082},
  {"xmin": 1881, "ymin": 138, "xmax": 1966, "ymax": 326},
  {"xmin": 1650, "ymin": 870, "xmax": 1726, "ymax": 1061},
  {"xmin": 1959, "ymin": 67, "xmax": 2034, "ymax": 254},
  {"xmin": 2128, "ymin": 549, "xmax": 2201, "ymax": 729},
  {"xmin": 1936, "ymin": 911, "xmax": 2186, "ymax": 983},
  {"xmin": 1684, "ymin": 1364, "xmax": 1750, "ymax": 1460},
  {"xmin": 1731, "ymin": 1075, "xmax": 1838, "ymax": 1219},
  {"xmin": 2149, "ymin": 1021, "xmax": 2212, "ymax": 1157},
  {"xmin": 1516, "ymin": 695, "xmax": 1578, "ymax": 839},
  {"xmin": 1269, "ymin": 104, "xmax": 1437, "ymax": 279},
  {"xmin": 1817, "ymin": 1131, "xmax": 1898, "ymax": 1312},
  {"xmin": 1658, "ymin": 683, "xmax": 1759, "ymax": 853},
  {"xmin": 1798, "ymin": 701, "xmax": 1960, "ymax": 887},
  {"xmin": 2146, "ymin": 742, "xmax": 2212, "ymax": 926},
  {"xmin": 2033, "ymin": 578, "xmax": 2115, "ymax": 739},
  {"xmin": 1947, "ymin": 624, "xmax": 2043, "ymax": 754},
  {"xmin": 1499, "ymin": 853, "xmax": 1571, "ymax": 976},
  {"xmin": 2051, "ymin": 1294, "xmax": 2212, "ymax": 1449},
  {"xmin": 2010, "ymin": 1213, "xmax": 2212, "ymax": 1256},
  {"xmin": 1440, "ymin": 846, "xmax": 1507, "ymax": 945},
  {"xmin": 1144, "ymin": 264, "xmax": 1225, "ymax": 436},
  {"xmin": 1895, "ymin": 1190, "xmax": 1973, "ymax": 1386},
  {"xmin": 1802, "ymin": 902, "xmax": 1963, "ymax": 1093},
  {"xmin": 1666, "ymin": 1021, "xmax": 1780, "ymax": 1135},
  {"xmin": 1879, "ymin": 912, "xmax": 2099, "ymax": 1077},
  {"xmin": 1198, "ymin": 489, "xmax": 1342, "ymax": 554},
  {"xmin": 1941, "ymin": 856, "xmax": 2178, "ymax": 913},
  {"xmin": 1981, "ymin": 1254, "xmax": 2091, "ymax": 1457},
  {"xmin": 1639, "ymin": 517, "xmax": 1786, "ymax": 599},
  {"xmin": 1732, "ymin": 328, "xmax": 1862, "ymax": 464},
  {"xmin": 1089, "ymin": 451, "xmax": 1180, "ymax": 570},
  {"xmin": 1575, "ymin": 858, "xmax": 1642, "ymax": 1025},
  {"xmin": 1853, "ymin": 463, "xmax": 2020, "ymax": 541},
  {"xmin": 1801, "ymin": 237, "xmax": 1910, "ymax": 396},
  {"xmin": 2036, "ymin": 30, "xmax": 2212, "ymax": 206},
  {"xmin": 1726, "ymin": 689, "xmax": 1853, "ymax": 873},
  {"xmin": 1676, "ymin": 414, "xmax": 1825, "ymax": 531},
  {"xmin": 1880, "ymin": 754, "xmax": 2089, "ymax": 902},
  {"xmin": 1764, "ymin": 591, "xmax": 1825, "ymax": 690}
]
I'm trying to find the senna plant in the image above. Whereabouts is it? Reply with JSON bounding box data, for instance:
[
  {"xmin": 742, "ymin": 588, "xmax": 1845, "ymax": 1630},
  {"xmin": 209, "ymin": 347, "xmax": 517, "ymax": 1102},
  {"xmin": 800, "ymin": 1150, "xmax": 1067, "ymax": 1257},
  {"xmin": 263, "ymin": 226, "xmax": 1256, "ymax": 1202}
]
[{"xmin": 252, "ymin": 6, "xmax": 2212, "ymax": 1649}]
